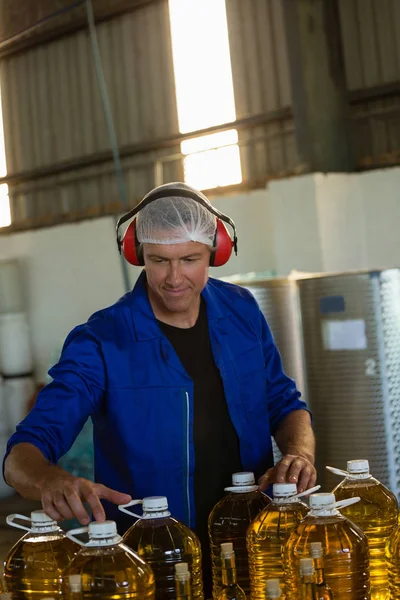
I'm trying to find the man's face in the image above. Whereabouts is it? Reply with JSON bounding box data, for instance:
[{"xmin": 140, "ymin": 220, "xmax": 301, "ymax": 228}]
[{"xmin": 143, "ymin": 241, "xmax": 211, "ymax": 317}]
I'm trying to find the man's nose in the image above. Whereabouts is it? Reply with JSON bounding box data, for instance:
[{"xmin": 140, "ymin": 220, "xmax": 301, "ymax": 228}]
[{"xmin": 167, "ymin": 262, "xmax": 183, "ymax": 286}]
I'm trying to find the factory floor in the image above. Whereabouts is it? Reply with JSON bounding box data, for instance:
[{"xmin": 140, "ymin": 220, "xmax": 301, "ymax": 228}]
[{"xmin": 0, "ymin": 493, "xmax": 41, "ymax": 564}]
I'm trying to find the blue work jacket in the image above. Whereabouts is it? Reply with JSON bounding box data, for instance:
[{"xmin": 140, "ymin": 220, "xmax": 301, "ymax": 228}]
[{"xmin": 5, "ymin": 272, "xmax": 307, "ymax": 531}]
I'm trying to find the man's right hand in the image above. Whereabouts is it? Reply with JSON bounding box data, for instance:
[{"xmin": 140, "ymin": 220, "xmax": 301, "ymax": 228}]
[
  {"xmin": 5, "ymin": 443, "xmax": 131, "ymax": 524},
  {"xmin": 39, "ymin": 470, "xmax": 132, "ymax": 524}
]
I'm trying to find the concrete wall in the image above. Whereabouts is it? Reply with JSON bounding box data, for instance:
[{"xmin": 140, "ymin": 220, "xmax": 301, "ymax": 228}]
[
  {"xmin": 0, "ymin": 166, "xmax": 399, "ymax": 380},
  {"xmin": 269, "ymin": 167, "xmax": 400, "ymax": 275},
  {"xmin": 269, "ymin": 174, "xmax": 323, "ymax": 275},
  {"xmin": 0, "ymin": 218, "xmax": 129, "ymax": 381},
  {"xmin": 211, "ymin": 188, "xmax": 276, "ymax": 278}
]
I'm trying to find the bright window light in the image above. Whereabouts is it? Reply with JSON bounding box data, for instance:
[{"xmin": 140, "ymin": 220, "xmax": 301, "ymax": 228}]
[
  {"xmin": 181, "ymin": 130, "xmax": 241, "ymax": 190},
  {"xmin": 0, "ymin": 89, "xmax": 11, "ymax": 227},
  {"xmin": 168, "ymin": 0, "xmax": 242, "ymax": 189},
  {"xmin": 0, "ymin": 186, "xmax": 10, "ymax": 228}
]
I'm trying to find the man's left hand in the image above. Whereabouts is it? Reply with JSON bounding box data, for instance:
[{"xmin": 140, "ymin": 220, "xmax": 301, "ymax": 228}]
[{"xmin": 258, "ymin": 454, "xmax": 316, "ymax": 494}]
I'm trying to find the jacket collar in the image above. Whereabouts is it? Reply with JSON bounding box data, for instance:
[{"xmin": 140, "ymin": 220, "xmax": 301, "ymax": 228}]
[{"xmin": 128, "ymin": 270, "xmax": 231, "ymax": 341}]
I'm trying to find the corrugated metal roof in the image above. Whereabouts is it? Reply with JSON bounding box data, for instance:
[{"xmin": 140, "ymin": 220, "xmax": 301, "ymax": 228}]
[
  {"xmin": 226, "ymin": 0, "xmax": 292, "ymax": 117},
  {"xmin": 1, "ymin": 4, "xmax": 179, "ymax": 173},
  {"xmin": 0, "ymin": 1, "xmax": 181, "ymax": 227},
  {"xmin": 0, "ymin": 0, "xmax": 399, "ymax": 231},
  {"xmin": 339, "ymin": 0, "xmax": 400, "ymax": 90},
  {"xmin": 0, "ymin": 1, "xmax": 163, "ymax": 55},
  {"xmin": 225, "ymin": 0, "xmax": 297, "ymax": 183}
]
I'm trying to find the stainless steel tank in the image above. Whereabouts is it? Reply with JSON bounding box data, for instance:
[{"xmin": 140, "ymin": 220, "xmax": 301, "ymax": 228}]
[
  {"xmin": 223, "ymin": 275, "xmax": 306, "ymax": 464},
  {"xmin": 297, "ymin": 269, "xmax": 400, "ymax": 494},
  {"xmin": 229, "ymin": 276, "xmax": 305, "ymax": 394}
]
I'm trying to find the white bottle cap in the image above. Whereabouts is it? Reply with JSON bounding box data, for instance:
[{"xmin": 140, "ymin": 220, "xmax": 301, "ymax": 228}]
[
  {"xmin": 273, "ymin": 483, "xmax": 297, "ymax": 497},
  {"xmin": 347, "ymin": 459, "xmax": 369, "ymax": 474},
  {"xmin": 300, "ymin": 558, "xmax": 314, "ymax": 576},
  {"xmin": 31, "ymin": 510, "xmax": 57, "ymax": 525},
  {"xmin": 143, "ymin": 496, "xmax": 169, "ymax": 512},
  {"xmin": 221, "ymin": 542, "xmax": 234, "ymax": 558},
  {"xmin": 309, "ymin": 493, "xmax": 335, "ymax": 508},
  {"xmin": 88, "ymin": 520, "xmax": 118, "ymax": 538},
  {"xmin": 266, "ymin": 579, "xmax": 281, "ymax": 595},
  {"xmin": 310, "ymin": 542, "xmax": 323, "ymax": 558},
  {"xmin": 68, "ymin": 575, "xmax": 82, "ymax": 592},
  {"xmin": 175, "ymin": 563, "xmax": 189, "ymax": 576},
  {"xmin": 232, "ymin": 472, "xmax": 255, "ymax": 486}
]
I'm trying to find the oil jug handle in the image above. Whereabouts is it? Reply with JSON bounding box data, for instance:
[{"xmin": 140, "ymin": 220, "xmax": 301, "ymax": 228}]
[
  {"xmin": 6, "ymin": 514, "xmax": 33, "ymax": 532},
  {"xmin": 66, "ymin": 527, "xmax": 90, "ymax": 546},
  {"xmin": 261, "ymin": 491, "xmax": 272, "ymax": 501},
  {"xmin": 295, "ymin": 484, "xmax": 321, "ymax": 499},
  {"xmin": 334, "ymin": 497, "xmax": 360, "ymax": 511},
  {"xmin": 118, "ymin": 499, "xmax": 144, "ymax": 519},
  {"xmin": 326, "ymin": 466, "xmax": 349, "ymax": 477}
]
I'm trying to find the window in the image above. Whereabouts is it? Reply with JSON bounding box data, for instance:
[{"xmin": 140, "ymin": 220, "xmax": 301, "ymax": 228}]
[
  {"xmin": 0, "ymin": 88, "xmax": 11, "ymax": 227},
  {"xmin": 168, "ymin": 0, "xmax": 242, "ymax": 189}
]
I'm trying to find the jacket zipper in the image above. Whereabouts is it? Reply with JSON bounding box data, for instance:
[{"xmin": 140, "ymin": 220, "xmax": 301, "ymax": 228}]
[{"xmin": 184, "ymin": 390, "xmax": 191, "ymax": 527}]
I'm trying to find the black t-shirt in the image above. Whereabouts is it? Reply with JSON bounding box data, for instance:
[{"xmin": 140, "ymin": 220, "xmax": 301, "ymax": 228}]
[{"xmin": 157, "ymin": 298, "xmax": 242, "ymax": 593}]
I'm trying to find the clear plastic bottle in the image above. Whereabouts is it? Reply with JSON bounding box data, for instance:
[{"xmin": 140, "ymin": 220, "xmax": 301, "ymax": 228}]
[
  {"xmin": 67, "ymin": 575, "xmax": 83, "ymax": 600},
  {"xmin": 386, "ymin": 522, "xmax": 400, "ymax": 599},
  {"xmin": 385, "ymin": 507, "xmax": 400, "ymax": 600},
  {"xmin": 64, "ymin": 520, "xmax": 155, "ymax": 600},
  {"xmin": 175, "ymin": 563, "xmax": 192, "ymax": 600},
  {"xmin": 299, "ymin": 558, "xmax": 315, "ymax": 600},
  {"xmin": 120, "ymin": 496, "xmax": 203, "ymax": 600},
  {"xmin": 3, "ymin": 510, "xmax": 78, "ymax": 600},
  {"xmin": 309, "ymin": 542, "xmax": 333, "ymax": 600},
  {"xmin": 247, "ymin": 483, "xmax": 318, "ymax": 600},
  {"xmin": 265, "ymin": 579, "xmax": 283, "ymax": 599},
  {"xmin": 216, "ymin": 543, "xmax": 246, "ymax": 600},
  {"xmin": 283, "ymin": 492, "xmax": 370, "ymax": 600},
  {"xmin": 329, "ymin": 459, "xmax": 398, "ymax": 600},
  {"xmin": 209, "ymin": 472, "xmax": 270, "ymax": 598}
]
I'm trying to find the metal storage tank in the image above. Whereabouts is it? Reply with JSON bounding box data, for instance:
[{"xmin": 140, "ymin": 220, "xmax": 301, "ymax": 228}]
[
  {"xmin": 228, "ymin": 276, "xmax": 305, "ymax": 394},
  {"xmin": 297, "ymin": 269, "xmax": 400, "ymax": 494},
  {"xmin": 222, "ymin": 275, "xmax": 306, "ymax": 463}
]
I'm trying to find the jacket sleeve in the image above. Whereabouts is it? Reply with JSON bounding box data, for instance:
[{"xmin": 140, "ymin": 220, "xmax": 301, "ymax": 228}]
[
  {"xmin": 4, "ymin": 323, "xmax": 106, "ymax": 466},
  {"xmin": 258, "ymin": 308, "xmax": 310, "ymax": 435}
]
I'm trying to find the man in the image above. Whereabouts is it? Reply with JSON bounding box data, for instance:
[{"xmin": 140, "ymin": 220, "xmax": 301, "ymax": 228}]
[{"xmin": 4, "ymin": 182, "xmax": 315, "ymax": 590}]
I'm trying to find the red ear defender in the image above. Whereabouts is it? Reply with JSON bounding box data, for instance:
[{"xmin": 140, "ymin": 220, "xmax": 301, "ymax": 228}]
[
  {"xmin": 210, "ymin": 219, "xmax": 234, "ymax": 267},
  {"xmin": 122, "ymin": 218, "xmax": 144, "ymax": 266},
  {"xmin": 123, "ymin": 217, "xmax": 233, "ymax": 267},
  {"xmin": 116, "ymin": 183, "xmax": 238, "ymax": 267}
]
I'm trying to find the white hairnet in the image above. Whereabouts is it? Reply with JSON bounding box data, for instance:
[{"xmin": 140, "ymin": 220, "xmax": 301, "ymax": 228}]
[{"xmin": 136, "ymin": 196, "xmax": 217, "ymax": 246}]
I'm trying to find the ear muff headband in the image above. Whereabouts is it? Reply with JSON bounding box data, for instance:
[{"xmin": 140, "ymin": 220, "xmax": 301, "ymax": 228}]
[{"xmin": 116, "ymin": 187, "xmax": 238, "ymax": 263}]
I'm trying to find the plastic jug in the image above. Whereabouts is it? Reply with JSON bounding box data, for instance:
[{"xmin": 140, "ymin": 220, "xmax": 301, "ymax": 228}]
[
  {"xmin": 3, "ymin": 510, "xmax": 77, "ymax": 600},
  {"xmin": 247, "ymin": 483, "xmax": 319, "ymax": 600},
  {"xmin": 120, "ymin": 496, "xmax": 203, "ymax": 600},
  {"xmin": 328, "ymin": 459, "xmax": 398, "ymax": 600},
  {"xmin": 208, "ymin": 471, "xmax": 270, "ymax": 598},
  {"xmin": 64, "ymin": 520, "xmax": 155, "ymax": 600},
  {"xmin": 283, "ymin": 492, "xmax": 370, "ymax": 600}
]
